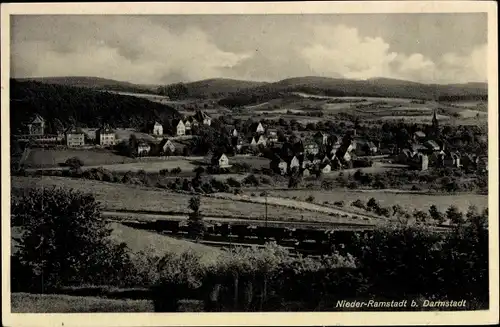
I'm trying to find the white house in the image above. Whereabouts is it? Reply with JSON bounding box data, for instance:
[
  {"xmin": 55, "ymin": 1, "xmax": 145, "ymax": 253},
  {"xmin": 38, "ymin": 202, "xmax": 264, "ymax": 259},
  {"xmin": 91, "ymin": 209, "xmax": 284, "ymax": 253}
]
[
  {"xmin": 65, "ymin": 126, "xmax": 85, "ymax": 147},
  {"xmin": 212, "ymin": 153, "xmax": 230, "ymax": 168},
  {"xmin": 232, "ymin": 128, "xmax": 238, "ymax": 137},
  {"xmin": 194, "ymin": 111, "xmax": 212, "ymax": 126},
  {"xmin": 96, "ymin": 126, "xmax": 116, "ymax": 146},
  {"xmin": 314, "ymin": 132, "xmax": 329, "ymax": 145},
  {"xmin": 250, "ymin": 137, "xmax": 258, "ymax": 147},
  {"xmin": 173, "ymin": 119, "xmax": 186, "ymax": 136},
  {"xmin": 289, "ymin": 156, "xmax": 301, "ymax": 170},
  {"xmin": 255, "ymin": 122, "xmax": 265, "ymax": 134},
  {"xmin": 302, "ymin": 159, "xmax": 312, "ymax": 169},
  {"xmin": 257, "ymin": 135, "xmax": 267, "ymax": 146},
  {"xmin": 153, "ymin": 122, "xmax": 163, "ymax": 136},
  {"xmin": 184, "ymin": 120, "xmax": 192, "ymax": 133},
  {"xmin": 137, "ymin": 142, "xmax": 151, "ymax": 156},
  {"xmin": 321, "ymin": 164, "xmax": 332, "ymax": 174},
  {"xmin": 27, "ymin": 114, "xmax": 45, "ymax": 135},
  {"xmin": 160, "ymin": 139, "xmax": 176, "ymax": 154},
  {"xmin": 302, "ymin": 168, "xmax": 310, "ymax": 177}
]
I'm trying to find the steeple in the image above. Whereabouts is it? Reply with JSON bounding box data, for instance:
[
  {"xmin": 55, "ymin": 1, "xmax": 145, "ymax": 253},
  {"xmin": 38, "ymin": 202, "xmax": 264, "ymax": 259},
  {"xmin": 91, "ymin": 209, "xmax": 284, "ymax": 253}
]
[
  {"xmin": 432, "ymin": 109, "xmax": 439, "ymax": 128},
  {"xmin": 431, "ymin": 109, "xmax": 439, "ymax": 136}
]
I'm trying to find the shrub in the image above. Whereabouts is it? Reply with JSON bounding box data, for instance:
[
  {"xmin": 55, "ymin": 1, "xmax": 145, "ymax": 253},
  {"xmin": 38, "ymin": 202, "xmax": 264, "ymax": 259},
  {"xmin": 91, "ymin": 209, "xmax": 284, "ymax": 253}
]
[
  {"xmin": 306, "ymin": 196, "xmax": 315, "ymax": 202},
  {"xmin": 351, "ymin": 199, "xmax": 365, "ymax": 209},
  {"xmin": 333, "ymin": 201, "xmax": 344, "ymax": 207},
  {"xmin": 159, "ymin": 168, "xmax": 169, "ymax": 176},
  {"xmin": 171, "ymin": 167, "xmax": 182, "ymax": 175},
  {"xmin": 226, "ymin": 177, "xmax": 241, "ymax": 188},
  {"xmin": 260, "ymin": 176, "xmax": 272, "ymax": 185},
  {"xmin": 65, "ymin": 157, "xmax": 84, "ymax": 169},
  {"xmin": 243, "ymin": 174, "xmax": 260, "ymax": 186}
]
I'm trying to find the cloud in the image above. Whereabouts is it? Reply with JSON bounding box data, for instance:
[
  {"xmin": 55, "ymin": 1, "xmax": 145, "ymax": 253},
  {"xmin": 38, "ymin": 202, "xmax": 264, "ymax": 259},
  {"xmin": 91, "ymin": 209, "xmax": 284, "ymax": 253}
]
[
  {"xmin": 11, "ymin": 17, "xmax": 252, "ymax": 85},
  {"xmin": 301, "ymin": 24, "xmax": 487, "ymax": 83},
  {"xmin": 11, "ymin": 17, "xmax": 487, "ymax": 84}
]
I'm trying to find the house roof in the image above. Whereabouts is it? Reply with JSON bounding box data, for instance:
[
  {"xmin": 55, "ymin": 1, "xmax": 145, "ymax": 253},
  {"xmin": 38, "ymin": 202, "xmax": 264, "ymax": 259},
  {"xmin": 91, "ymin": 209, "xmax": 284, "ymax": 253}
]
[
  {"xmin": 97, "ymin": 125, "xmax": 115, "ymax": 134},
  {"xmin": 424, "ymin": 140, "xmax": 440, "ymax": 150},
  {"xmin": 30, "ymin": 114, "xmax": 44, "ymax": 124},
  {"xmin": 65, "ymin": 126, "xmax": 84, "ymax": 134},
  {"xmin": 138, "ymin": 142, "xmax": 150, "ymax": 147},
  {"xmin": 172, "ymin": 119, "xmax": 184, "ymax": 127},
  {"xmin": 194, "ymin": 110, "xmax": 211, "ymax": 121},
  {"xmin": 154, "ymin": 121, "xmax": 162, "ymax": 126},
  {"xmin": 414, "ymin": 131, "xmax": 426, "ymax": 138}
]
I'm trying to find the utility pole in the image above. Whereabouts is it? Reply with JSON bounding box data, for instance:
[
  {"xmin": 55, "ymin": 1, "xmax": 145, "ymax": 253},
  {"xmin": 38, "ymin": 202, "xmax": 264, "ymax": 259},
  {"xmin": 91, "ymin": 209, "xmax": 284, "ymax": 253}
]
[{"xmin": 265, "ymin": 191, "xmax": 268, "ymax": 228}]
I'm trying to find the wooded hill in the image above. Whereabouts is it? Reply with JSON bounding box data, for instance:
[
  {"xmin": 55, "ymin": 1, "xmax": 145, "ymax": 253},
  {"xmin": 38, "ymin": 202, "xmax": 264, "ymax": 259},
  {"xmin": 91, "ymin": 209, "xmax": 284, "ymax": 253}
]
[
  {"xmin": 218, "ymin": 76, "xmax": 488, "ymax": 107},
  {"xmin": 10, "ymin": 80, "xmax": 181, "ymax": 134}
]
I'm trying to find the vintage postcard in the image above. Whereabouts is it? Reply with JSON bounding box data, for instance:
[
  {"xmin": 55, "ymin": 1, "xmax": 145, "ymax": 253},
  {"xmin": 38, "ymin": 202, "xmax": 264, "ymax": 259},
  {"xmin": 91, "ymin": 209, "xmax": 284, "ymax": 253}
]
[{"xmin": 1, "ymin": 1, "xmax": 498, "ymax": 326}]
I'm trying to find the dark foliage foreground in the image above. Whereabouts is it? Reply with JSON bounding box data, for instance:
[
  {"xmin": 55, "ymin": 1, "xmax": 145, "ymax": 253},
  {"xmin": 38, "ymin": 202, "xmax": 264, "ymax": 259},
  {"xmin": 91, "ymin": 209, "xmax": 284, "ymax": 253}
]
[{"xmin": 11, "ymin": 187, "xmax": 489, "ymax": 311}]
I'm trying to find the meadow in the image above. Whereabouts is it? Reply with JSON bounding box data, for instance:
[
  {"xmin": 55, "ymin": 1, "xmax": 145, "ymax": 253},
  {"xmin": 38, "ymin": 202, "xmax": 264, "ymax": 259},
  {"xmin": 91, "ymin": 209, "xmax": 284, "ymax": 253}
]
[
  {"xmin": 265, "ymin": 189, "xmax": 488, "ymax": 213},
  {"xmin": 11, "ymin": 176, "xmax": 339, "ymax": 223},
  {"xmin": 22, "ymin": 148, "xmax": 135, "ymax": 168},
  {"xmin": 109, "ymin": 222, "xmax": 221, "ymax": 265},
  {"xmin": 11, "ymin": 293, "xmax": 154, "ymax": 313}
]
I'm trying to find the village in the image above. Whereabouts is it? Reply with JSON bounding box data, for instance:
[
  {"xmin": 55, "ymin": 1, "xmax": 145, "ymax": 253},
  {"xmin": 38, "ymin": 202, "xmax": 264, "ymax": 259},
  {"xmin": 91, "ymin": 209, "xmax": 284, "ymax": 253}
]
[{"xmin": 14, "ymin": 107, "xmax": 487, "ymax": 178}]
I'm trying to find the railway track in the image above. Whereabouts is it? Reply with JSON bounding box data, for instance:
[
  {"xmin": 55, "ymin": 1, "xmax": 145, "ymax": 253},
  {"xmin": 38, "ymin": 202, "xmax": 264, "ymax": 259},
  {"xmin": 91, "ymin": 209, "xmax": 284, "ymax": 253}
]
[{"xmin": 102, "ymin": 210, "xmax": 378, "ymax": 231}]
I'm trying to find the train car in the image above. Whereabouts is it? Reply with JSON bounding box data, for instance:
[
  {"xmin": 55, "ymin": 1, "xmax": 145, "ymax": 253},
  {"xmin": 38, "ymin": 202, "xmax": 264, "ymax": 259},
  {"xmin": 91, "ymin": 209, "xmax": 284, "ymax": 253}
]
[
  {"xmin": 293, "ymin": 228, "xmax": 330, "ymax": 243},
  {"xmin": 230, "ymin": 224, "xmax": 257, "ymax": 240},
  {"xmin": 153, "ymin": 220, "xmax": 180, "ymax": 234},
  {"xmin": 213, "ymin": 223, "xmax": 231, "ymax": 238},
  {"xmin": 254, "ymin": 226, "xmax": 295, "ymax": 242}
]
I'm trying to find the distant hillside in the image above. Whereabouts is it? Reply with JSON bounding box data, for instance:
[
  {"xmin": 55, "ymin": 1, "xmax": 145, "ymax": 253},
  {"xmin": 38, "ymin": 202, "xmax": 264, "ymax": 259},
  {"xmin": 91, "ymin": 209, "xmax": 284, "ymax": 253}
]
[
  {"xmin": 159, "ymin": 78, "xmax": 268, "ymax": 99},
  {"xmin": 218, "ymin": 76, "xmax": 488, "ymax": 107},
  {"xmin": 17, "ymin": 76, "xmax": 159, "ymax": 95},
  {"xmin": 10, "ymin": 80, "xmax": 181, "ymax": 133}
]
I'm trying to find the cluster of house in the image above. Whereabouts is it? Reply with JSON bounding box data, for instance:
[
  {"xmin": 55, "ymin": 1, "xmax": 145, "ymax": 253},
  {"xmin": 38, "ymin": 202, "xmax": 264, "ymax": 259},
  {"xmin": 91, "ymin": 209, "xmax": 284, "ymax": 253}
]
[
  {"xmin": 393, "ymin": 111, "xmax": 487, "ymax": 172},
  {"xmin": 268, "ymin": 131, "xmax": 362, "ymax": 176},
  {"xmin": 17, "ymin": 114, "xmax": 117, "ymax": 147},
  {"xmin": 154, "ymin": 110, "xmax": 212, "ymax": 137}
]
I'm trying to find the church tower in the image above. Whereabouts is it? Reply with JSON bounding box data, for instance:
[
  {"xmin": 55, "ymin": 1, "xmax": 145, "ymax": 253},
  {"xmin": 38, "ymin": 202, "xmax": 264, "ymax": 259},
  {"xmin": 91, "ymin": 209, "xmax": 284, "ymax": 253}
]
[{"xmin": 431, "ymin": 109, "xmax": 439, "ymax": 136}]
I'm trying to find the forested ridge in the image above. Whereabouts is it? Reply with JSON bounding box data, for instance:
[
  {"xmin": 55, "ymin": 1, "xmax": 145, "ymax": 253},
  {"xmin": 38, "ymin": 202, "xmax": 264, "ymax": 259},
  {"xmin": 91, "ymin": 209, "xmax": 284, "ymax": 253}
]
[{"xmin": 10, "ymin": 80, "xmax": 181, "ymax": 133}]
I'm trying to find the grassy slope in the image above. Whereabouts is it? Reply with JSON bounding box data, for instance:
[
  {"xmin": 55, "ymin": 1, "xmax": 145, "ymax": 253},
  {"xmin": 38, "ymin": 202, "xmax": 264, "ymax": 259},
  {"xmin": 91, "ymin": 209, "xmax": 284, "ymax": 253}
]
[
  {"xmin": 109, "ymin": 222, "xmax": 221, "ymax": 265},
  {"xmin": 10, "ymin": 176, "xmax": 337, "ymax": 223},
  {"xmin": 11, "ymin": 293, "xmax": 154, "ymax": 313}
]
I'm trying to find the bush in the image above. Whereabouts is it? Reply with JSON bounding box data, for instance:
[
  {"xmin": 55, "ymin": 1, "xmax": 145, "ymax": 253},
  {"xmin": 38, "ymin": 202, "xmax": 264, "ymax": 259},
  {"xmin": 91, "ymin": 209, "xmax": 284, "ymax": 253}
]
[
  {"xmin": 226, "ymin": 177, "xmax": 241, "ymax": 188},
  {"xmin": 306, "ymin": 196, "xmax": 315, "ymax": 202},
  {"xmin": 65, "ymin": 157, "xmax": 84, "ymax": 169},
  {"xmin": 243, "ymin": 174, "xmax": 260, "ymax": 186},
  {"xmin": 171, "ymin": 167, "xmax": 182, "ymax": 175},
  {"xmin": 351, "ymin": 199, "xmax": 365, "ymax": 209},
  {"xmin": 333, "ymin": 201, "xmax": 344, "ymax": 207},
  {"xmin": 159, "ymin": 168, "xmax": 169, "ymax": 176}
]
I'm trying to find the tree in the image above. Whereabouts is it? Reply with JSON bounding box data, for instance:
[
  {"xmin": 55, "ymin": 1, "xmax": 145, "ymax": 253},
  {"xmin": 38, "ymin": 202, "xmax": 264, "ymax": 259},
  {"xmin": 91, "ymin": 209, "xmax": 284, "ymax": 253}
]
[
  {"xmin": 288, "ymin": 174, "xmax": 300, "ymax": 188},
  {"xmin": 413, "ymin": 210, "xmax": 429, "ymax": 224},
  {"xmin": 187, "ymin": 196, "xmax": 206, "ymax": 241},
  {"xmin": 11, "ymin": 187, "xmax": 132, "ymax": 292},
  {"xmin": 65, "ymin": 157, "xmax": 84, "ymax": 170},
  {"xmin": 129, "ymin": 134, "xmax": 138, "ymax": 157},
  {"xmin": 446, "ymin": 205, "xmax": 464, "ymax": 225},
  {"xmin": 428, "ymin": 205, "xmax": 444, "ymax": 224}
]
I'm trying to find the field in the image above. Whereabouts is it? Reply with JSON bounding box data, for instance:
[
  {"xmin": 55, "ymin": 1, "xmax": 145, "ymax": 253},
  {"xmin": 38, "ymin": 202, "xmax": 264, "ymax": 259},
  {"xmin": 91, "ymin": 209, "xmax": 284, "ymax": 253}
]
[
  {"xmin": 109, "ymin": 222, "xmax": 221, "ymax": 265},
  {"xmin": 22, "ymin": 148, "xmax": 135, "ymax": 168},
  {"xmin": 11, "ymin": 176, "xmax": 343, "ymax": 223},
  {"xmin": 265, "ymin": 189, "xmax": 488, "ymax": 213},
  {"xmin": 85, "ymin": 159, "xmax": 199, "ymax": 173},
  {"xmin": 11, "ymin": 293, "xmax": 154, "ymax": 313}
]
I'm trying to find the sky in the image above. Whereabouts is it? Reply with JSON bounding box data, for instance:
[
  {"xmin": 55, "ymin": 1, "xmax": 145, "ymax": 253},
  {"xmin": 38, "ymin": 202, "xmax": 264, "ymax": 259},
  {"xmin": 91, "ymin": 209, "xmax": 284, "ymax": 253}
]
[{"xmin": 10, "ymin": 14, "xmax": 488, "ymax": 85}]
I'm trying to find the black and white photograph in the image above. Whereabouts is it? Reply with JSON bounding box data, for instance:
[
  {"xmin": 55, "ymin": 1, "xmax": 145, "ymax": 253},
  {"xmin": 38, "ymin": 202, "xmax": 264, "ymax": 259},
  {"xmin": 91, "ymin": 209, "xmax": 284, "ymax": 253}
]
[{"xmin": 2, "ymin": 2, "xmax": 498, "ymax": 326}]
